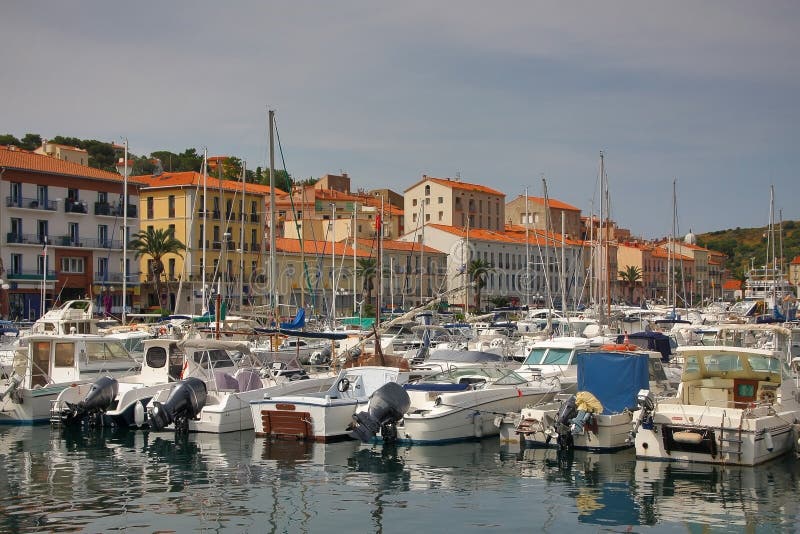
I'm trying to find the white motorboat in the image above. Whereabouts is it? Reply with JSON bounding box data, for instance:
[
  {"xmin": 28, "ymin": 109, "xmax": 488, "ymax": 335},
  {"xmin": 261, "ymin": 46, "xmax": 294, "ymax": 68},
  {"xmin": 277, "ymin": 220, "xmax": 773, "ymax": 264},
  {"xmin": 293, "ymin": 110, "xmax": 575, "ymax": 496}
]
[
  {"xmin": 393, "ymin": 366, "xmax": 561, "ymax": 444},
  {"xmin": 514, "ymin": 336, "xmax": 593, "ymax": 393},
  {"xmin": 0, "ymin": 333, "xmax": 138, "ymax": 423},
  {"xmin": 250, "ymin": 366, "xmax": 408, "ymax": 441},
  {"xmin": 500, "ymin": 350, "xmax": 659, "ymax": 452},
  {"xmin": 629, "ymin": 326, "xmax": 800, "ymax": 466}
]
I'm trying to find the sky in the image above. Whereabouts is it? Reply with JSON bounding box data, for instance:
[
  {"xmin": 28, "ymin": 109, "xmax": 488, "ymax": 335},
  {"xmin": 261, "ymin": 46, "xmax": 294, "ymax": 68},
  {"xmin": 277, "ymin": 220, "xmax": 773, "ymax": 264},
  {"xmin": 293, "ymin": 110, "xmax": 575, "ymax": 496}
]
[{"xmin": 3, "ymin": 1, "xmax": 799, "ymax": 239}]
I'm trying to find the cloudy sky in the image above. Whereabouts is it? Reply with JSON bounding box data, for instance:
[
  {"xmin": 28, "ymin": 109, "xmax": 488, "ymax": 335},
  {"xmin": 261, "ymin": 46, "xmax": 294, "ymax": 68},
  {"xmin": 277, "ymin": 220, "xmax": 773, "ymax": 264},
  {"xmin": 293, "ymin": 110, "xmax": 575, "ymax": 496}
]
[{"xmin": 4, "ymin": 1, "xmax": 799, "ymax": 238}]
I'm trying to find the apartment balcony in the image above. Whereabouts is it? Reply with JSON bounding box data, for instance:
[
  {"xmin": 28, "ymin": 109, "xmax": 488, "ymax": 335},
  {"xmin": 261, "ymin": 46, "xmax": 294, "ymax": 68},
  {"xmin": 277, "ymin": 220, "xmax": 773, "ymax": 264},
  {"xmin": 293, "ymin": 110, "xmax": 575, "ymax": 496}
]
[
  {"xmin": 250, "ymin": 243, "xmax": 261, "ymax": 252},
  {"xmin": 249, "ymin": 213, "xmax": 259, "ymax": 223},
  {"xmin": 93, "ymin": 271, "xmax": 142, "ymax": 283},
  {"xmin": 7, "ymin": 269, "xmax": 57, "ymax": 280},
  {"xmin": 6, "ymin": 233, "xmax": 46, "ymax": 245},
  {"xmin": 96, "ymin": 202, "xmax": 137, "ymax": 218},
  {"xmin": 5, "ymin": 196, "xmax": 57, "ymax": 211},
  {"xmin": 64, "ymin": 199, "xmax": 89, "ymax": 214},
  {"xmin": 51, "ymin": 235, "xmax": 123, "ymax": 249}
]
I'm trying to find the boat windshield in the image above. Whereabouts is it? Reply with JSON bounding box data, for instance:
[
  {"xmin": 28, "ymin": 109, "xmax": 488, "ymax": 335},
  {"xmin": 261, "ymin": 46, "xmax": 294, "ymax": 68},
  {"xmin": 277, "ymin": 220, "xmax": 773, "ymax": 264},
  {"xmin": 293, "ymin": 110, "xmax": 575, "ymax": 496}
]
[{"xmin": 540, "ymin": 348, "xmax": 574, "ymax": 365}]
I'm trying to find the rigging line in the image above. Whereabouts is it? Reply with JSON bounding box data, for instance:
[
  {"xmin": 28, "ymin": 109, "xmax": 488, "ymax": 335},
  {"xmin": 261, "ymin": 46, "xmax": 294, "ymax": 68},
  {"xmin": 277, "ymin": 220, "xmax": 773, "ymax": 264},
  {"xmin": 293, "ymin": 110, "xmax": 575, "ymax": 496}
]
[{"xmin": 273, "ymin": 118, "xmax": 316, "ymax": 298}]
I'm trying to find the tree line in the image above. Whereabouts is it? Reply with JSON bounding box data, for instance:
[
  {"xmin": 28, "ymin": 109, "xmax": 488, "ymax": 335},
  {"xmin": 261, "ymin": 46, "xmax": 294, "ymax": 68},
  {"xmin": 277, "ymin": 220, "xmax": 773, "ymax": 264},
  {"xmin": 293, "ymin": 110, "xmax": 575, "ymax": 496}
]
[{"xmin": 0, "ymin": 132, "xmax": 318, "ymax": 192}]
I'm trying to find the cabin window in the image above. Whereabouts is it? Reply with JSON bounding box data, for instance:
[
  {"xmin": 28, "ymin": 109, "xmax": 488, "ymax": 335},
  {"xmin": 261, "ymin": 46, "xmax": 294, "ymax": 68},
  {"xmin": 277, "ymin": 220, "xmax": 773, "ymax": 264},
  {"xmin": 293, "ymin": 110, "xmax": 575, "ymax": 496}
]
[
  {"xmin": 749, "ymin": 355, "xmax": 781, "ymax": 374},
  {"xmin": 146, "ymin": 346, "xmax": 167, "ymax": 368},
  {"xmin": 54, "ymin": 342, "xmax": 75, "ymax": 367},
  {"xmin": 193, "ymin": 349, "xmax": 234, "ymax": 369},
  {"xmin": 86, "ymin": 341, "xmax": 129, "ymax": 361},
  {"xmin": 541, "ymin": 348, "xmax": 574, "ymax": 365}
]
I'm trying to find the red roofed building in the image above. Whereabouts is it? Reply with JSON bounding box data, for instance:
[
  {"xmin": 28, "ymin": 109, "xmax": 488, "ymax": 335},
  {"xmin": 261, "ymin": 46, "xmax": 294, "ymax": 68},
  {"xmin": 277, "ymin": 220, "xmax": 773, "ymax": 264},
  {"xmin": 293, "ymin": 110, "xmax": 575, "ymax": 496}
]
[
  {"xmin": 0, "ymin": 145, "xmax": 143, "ymax": 320},
  {"xmin": 722, "ymin": 279, "xmax": 742, "ymax": 301},
  {"xmin": 789, "ymin": 255, "xmax": 800, "ymax": 290},
  {"xmin": 404, "ymin": 175, "xmax": 506, "ymax": 233},
  {"xmin": 505, "ymin": 194, "xmax": 582, "ymax": 241}
]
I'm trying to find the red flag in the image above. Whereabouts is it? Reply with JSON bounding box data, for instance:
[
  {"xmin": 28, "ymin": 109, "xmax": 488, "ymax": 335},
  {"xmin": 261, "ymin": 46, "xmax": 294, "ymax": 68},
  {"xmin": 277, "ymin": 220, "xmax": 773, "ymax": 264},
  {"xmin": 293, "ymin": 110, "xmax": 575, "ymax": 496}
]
[{"xmin": 375, "ymin": 213, "xmax": 382, "ymax": 235}]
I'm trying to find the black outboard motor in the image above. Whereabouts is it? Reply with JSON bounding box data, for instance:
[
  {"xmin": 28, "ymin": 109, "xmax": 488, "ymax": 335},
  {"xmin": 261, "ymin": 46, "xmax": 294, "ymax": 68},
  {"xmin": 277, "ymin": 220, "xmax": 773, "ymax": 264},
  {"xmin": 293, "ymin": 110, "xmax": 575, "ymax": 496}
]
[
  {"xmin": 548, "ymin": 394, "xmax": 577, "ymax": 450},
  {"xmin": 59, "ymin": 376, "xmax": 119, "ymax": 427},
  {"xmin": 148, "ymin": 377, "xmax": 207, "ymax": 433},
  {"xmin": 349, "ymin": 382, "xmax": 411, "ymax": 443}
]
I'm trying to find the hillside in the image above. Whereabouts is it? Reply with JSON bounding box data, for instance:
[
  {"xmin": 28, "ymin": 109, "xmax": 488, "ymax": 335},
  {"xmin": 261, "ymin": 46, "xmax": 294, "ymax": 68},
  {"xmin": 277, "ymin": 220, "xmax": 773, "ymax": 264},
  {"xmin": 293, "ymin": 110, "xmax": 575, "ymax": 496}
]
[{"xmin": 697, "ymin": 221, "xmax": 800, "ymax": 280}]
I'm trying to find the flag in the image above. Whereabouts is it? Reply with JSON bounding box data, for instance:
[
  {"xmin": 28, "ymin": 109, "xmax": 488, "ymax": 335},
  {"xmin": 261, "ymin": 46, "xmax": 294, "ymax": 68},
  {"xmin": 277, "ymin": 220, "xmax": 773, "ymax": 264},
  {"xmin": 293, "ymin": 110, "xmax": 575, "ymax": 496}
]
[{"xmin": 374, "ymin": 213, "xmax": 382, "ymax": 236}]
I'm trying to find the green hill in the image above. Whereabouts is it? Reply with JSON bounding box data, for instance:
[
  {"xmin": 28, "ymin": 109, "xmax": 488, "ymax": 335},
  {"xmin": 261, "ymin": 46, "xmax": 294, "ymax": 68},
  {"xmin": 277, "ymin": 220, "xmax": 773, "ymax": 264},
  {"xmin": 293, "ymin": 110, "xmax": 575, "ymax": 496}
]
[{"xmin": 697, "ymin": 221, "xmax": 800, "ymax": 281}]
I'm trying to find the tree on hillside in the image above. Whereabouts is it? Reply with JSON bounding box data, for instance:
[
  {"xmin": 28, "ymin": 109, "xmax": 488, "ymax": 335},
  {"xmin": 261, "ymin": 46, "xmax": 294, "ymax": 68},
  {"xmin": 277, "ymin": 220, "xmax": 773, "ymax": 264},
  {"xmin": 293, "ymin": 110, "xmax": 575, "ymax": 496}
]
[
  {"xmin": 254, "ymin": 167, "xmax": 292, "ymax": 192},
  {"xmin": 0, "ymin": 133, "xmax": 42, "ymax": 150}
]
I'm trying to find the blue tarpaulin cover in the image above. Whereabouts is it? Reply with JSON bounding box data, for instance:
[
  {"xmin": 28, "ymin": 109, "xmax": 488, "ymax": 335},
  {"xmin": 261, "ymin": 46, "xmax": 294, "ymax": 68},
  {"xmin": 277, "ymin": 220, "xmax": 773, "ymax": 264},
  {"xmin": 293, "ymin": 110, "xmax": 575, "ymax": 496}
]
[{"xmin": 576, "ymin": 352, "xmax": 650, "ymax": 415}]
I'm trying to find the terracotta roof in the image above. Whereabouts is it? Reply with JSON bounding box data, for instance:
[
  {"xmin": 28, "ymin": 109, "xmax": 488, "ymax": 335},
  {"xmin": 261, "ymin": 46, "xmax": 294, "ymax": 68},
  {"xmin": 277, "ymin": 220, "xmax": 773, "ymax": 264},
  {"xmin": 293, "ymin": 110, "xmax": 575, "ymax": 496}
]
[
  {"xmin": 791, "ymin": 256, "xmax": 800, "ymax": 265},
  {"xmin": 0, "ymin": 145, "xmax": 145, "ymax": 184},
  {"xmin": 503, "ymin": 224, "xmax": 585, "ymax": 246},
  {"xmin": 404, "ymin": 175, "xmax": 505, "ymax": 196},
  {"xmin": 425, "ymin": 223, "xmax": 577, "ymax": 247},
  {"xmin": 354, "ymin": 237, "xmax": 443, "ymax": 255},
  {"xmin": 723, "ymin": 280, "xmax": 742, "ymax": 290},
  {"xmin": 513, "ymin": 194, "xmax": 580, "ymax": 212},
  {"xmin": 133, "ymin": 171, "xmax": 283, "ymax": 196},
  {"xmin": 651, "ymin": 248, "xmax": 694, "ymax": 262},
  {"xmin": 276, "ymin": 187, "xmax": 403, "ymax": 215},
  {"xmin": 274, "ymin": 237, "xmax": 371, "ymax": 258}
]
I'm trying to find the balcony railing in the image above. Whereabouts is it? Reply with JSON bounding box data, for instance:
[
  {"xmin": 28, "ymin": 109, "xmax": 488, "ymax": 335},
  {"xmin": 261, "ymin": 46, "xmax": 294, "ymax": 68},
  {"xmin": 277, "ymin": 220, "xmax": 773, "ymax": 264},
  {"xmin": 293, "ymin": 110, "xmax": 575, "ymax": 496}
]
[
  {"xmin": 7, "ymin": 269, "xmax": 57, "ymax": 280},
  {"xmin": 93, "ymin": 272, "xmax": 142, "ymax": 283},
  {"xmin": 64, "ymin": 199, "xmax": 89, "ymax": 214},
  {"xmin": 250, "ymin": 213, "xmax": 259, "ymax": 223},
  {"xmin": 250, "ymin": 243, "xmax": 261, "ymax": 252},
  {"xmin": 94, "ymin": 202, "xmax": 137, "ymax": 218},
  {"xmin": 6, "ymin": 233, "xmax": 46, "ymax": 245},
  {"xmin": 5, "ymin": 196, "xmax": 57, "ymax": 211}
]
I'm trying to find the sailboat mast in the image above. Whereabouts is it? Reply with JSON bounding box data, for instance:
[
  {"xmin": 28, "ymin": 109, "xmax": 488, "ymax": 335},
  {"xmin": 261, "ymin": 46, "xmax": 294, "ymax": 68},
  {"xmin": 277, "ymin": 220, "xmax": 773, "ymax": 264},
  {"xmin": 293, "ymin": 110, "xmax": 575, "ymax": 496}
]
[
  {"xmin": 239, "ymin": 161, "xmax": 246, "ymax": 311},
  {"xmin": 353, "ymin": 202, "xmax": 357, "ymax": 315},
  {"xmin": 268, "ymin": 109, "xmax": 277, "ymax": 320},
  {"xmin": 598, "ymin": 152, "xmax": 605, "ymax": 324},
  {"xmin": 331, "ymin": 202, "xmax": 336, "ymax": 322},
  {"xmin": 525, "ymin": 188, "xmax": 530, "ymax": 309},
  {"xmin": 201, "ymin": 148, "xmax": 208, "ymax": 314}
]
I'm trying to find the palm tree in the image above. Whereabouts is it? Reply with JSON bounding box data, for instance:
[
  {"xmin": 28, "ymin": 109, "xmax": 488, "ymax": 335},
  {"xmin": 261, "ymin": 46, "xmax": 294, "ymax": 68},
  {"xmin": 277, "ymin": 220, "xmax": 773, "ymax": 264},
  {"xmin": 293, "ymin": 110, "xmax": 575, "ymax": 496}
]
[
  {"xmin": 467, "ymin": 258, "xmax": 492, "ymax": 312},
  {"xmin": 356, "ymin": 257, "xmax": 377, "ymax": 314},
  {"xmin": 618, "ymin": 265, "xmax": 642, "ymax": 305},
  {"xmin": 129, "ymin": 227, "xmax": 186, "ymax": 311}
]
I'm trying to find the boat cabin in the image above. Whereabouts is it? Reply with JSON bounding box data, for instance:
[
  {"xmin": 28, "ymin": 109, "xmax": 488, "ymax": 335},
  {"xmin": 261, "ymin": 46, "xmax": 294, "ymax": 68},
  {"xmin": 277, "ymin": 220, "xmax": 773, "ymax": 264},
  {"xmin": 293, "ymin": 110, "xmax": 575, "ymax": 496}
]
[{"xmin": 676, "ymin": 346, "xmax": 784, "ymax": 408}]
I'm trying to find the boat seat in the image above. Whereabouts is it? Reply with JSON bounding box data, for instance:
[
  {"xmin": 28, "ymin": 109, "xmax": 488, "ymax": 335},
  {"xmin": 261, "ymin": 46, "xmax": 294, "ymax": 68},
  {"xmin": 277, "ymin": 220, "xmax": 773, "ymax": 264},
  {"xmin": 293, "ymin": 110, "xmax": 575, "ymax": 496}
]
[
  {"xmin": 213, "ymin": 371, "xmax": 240, "ymax": 392},
  {"xmin": 235, "ymin": 369, "xmax": 262, "ymax": 392}
]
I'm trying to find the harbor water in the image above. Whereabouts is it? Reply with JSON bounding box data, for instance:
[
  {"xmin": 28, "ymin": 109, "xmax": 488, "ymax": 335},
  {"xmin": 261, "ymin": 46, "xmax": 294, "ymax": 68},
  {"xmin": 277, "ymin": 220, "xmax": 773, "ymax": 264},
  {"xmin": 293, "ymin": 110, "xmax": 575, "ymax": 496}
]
[{"xmin": 1, "ymin": 426, "xmax": 800, "ymax": 533}]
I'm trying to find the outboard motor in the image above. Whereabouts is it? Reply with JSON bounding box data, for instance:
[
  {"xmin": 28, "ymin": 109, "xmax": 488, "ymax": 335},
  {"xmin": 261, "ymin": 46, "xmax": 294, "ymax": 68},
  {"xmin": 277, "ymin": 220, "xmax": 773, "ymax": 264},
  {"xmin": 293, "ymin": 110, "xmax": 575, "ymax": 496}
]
[
  {"xmin": 549, "ymin": 394, "xmax": 578, "ymax": 450},
  {"xmin": 148, "ymin": 377, "xmax": 207, "ymax": 433},
  {"xmin": 349, "ymin": 382, "xmax": 411, "ymax": 443},
  {"xmin": 58, "ymin": 376, "xmax": 119, "ymax": 427}
]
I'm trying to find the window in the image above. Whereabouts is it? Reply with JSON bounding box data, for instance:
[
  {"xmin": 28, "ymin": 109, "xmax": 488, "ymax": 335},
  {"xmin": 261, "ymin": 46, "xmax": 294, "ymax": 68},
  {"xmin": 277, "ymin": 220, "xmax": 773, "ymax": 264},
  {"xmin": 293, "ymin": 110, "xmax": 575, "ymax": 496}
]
[
  {"xmin": 98, "ymin": 225, "xmax": 108, "ymax": 246},
  {"xmin": 425, "ymin": 213, "xmax": 430, "ymax": 221},
  {"xmin": 438, "ymin": 196, "xmax": 443, "ymax": 204},
  {"xmin": 10, "ymin": 182, "xmax": 21, "ymax": 205},
  {"xmin": 251, "ymin": 228, "xmax": 257, "ymax": 245},
  {"xmin": 37, "ymin": 185, "xmax": 48, "ymax": 206},
  {"xmin": 213, "ymin": 226, "xmax": 220, "ymax": 241},
  {"xmin": 146, "ymin": 197, "xmax": 154, "ymax": 219},
  {"xmin": 97, "ymin": 257, "xmax": 108, "ymax": 278},
  {"xmin": 425, "ymin": 197, "xmax": 430, "ymax": 205},
  {"xmin": 168, "ymin": 195, "xmax": 175, "ymax": 217},
  {"xmin": 61, "ymin": 257, "xmax": 85, "ymax": 273},
  {"xmin": 424, "ymin": 185, "xmax": 430, "ymax": 195},
  {"xmin": 54, "ymin": 342, "xmax": 75, "ymax": 367},
  {"xmin": 412, "ymin": 199, "xmax": 417, "ymax": 207},
  {"xmin": 10, "ymin": 254, "xmax": 22, "ymax": 274},
  {"xmin": 37, "ymin": 220, "xmax": 48, "ymax": 243},
  {"xmin": 10, "ymin": 217, "xmax": 22, "ymax": 239},
  {"xmin": 250, "ymin": 200, "xmax": 257, "ymax": 215},
  {"xmin": 168, "ymin": 258, "xmax": 176, "ymax": 279},
  {"xmin": 168, "ymin": 224, "xmax": 175, "ymax": 236},
  {"xmin": 85, "ymin": 341, "xmax": 128, "ymax": 362},
  {"xmin": 438, "ymin": 211, "xmax": 443, "ymax": 221},
  {"xmin": 68, "ymin": 222, "xmax": 79, "ymax": 244},
  {"xmin": 97, "ymin": 191, "xmax": 107, "ymax": 204},
  {"xmin": 38, "ymin": 254, "xmax": 47, "ymax": 275},
  {"xmin": 412, "ymin": 213, "xmax": 417, "ymax": 222},
  {"xmin": 67, "ymin": 188, "xmax": 79, "ymax": 201},
  {"xmin": 145, "ymin": 346, "xmax": 167, "ymax": 368}
]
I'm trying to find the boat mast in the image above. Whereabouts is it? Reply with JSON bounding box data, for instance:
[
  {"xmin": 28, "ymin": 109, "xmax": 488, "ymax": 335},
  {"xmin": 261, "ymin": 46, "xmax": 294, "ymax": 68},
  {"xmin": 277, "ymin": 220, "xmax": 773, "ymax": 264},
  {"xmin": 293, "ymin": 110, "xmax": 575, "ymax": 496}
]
[
  {"xmin": 598, "ymin": 152, "xmax": 605, "ymax": 324},
  {"xmin": 201, "ymin": 148, "xmax": 208, "ymax": 315},
  {"xmin": 525, "ymin": 188, "xmax": 530, "ymax": 309},
  {"xmin": 121, "ymin": 138, "xmax": 128, "ymax": 324},
  {"xmin": 330, "ymin": 202, "xmax": 336, "ymax": 322},
  {"xmin": 353, "ymin": 202, "xmax": 357, "ymax": 315},
  {"xmin": 239, "ymin": 161, "xmax": 246, "ymax": 311},
  {"xmin": 268, "ymin": 109, "xmax": 277, "ymax": 322}
]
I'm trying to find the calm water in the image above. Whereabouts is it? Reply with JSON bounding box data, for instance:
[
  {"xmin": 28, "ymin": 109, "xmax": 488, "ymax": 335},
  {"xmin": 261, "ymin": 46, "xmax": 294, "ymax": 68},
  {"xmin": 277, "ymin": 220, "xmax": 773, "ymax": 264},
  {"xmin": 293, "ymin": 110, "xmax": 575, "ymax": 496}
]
[{"xmin": 1, "ymin": 426, "xmax": 800, "ymax": 533}]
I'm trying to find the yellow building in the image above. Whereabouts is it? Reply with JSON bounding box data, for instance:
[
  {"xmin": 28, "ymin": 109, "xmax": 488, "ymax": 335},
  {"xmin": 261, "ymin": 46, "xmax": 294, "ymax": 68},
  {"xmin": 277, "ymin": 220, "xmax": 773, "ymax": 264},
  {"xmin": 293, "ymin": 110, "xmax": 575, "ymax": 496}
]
[{"xmin": 133, "ymin": 170, "xmax": 281, "ymax": 313}]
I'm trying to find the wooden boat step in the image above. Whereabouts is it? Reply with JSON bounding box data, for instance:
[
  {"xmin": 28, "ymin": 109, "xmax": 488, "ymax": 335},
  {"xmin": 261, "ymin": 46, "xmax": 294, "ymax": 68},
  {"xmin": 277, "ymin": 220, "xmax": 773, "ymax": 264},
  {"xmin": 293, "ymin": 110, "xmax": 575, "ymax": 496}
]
[{"xmin": 259, "ymin": 410, "xmax": 312, "ymax": 440}]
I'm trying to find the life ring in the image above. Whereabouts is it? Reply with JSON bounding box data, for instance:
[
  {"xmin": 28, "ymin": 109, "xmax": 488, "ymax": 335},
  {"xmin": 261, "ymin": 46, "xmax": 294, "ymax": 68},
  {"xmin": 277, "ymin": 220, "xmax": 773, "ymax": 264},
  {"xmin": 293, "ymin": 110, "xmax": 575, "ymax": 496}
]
[
  {"xmin": 159, "ymin": 326, "xmax": 167, "ymax": 336},
  {"xmin": 759, "ymin": 389, "xmax": 776, "ymax": 404},
  {"xmin": 337, "ymin": 377, "xmax": 350, "ymax": 393}
]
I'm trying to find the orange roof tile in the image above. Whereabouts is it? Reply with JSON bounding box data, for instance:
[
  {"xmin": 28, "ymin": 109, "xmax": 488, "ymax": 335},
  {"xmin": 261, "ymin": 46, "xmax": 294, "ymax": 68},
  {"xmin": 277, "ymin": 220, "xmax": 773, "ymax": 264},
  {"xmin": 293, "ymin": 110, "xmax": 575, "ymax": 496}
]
[
  {"xmin": 274, "ymin": 237, "xmax": 371, "ymax": 258},
  {"xmin": 354, "ymin": 237, "xmax": 443, "ymax": 255},
  {"xmin": 723, "ymin": 280, "xmax": 742, "ymax": 290},
  {"xmin": 133, "ymin": 171, "xmax": 284, "ymax": 196},
  {"xmin": 0, "ymin": 145, "xmax": 145, "ymax": 184},
  {"xmin": 791, "ymin": 256, "xmax": 800, "ymax": 265},
  {"xmin": 651, "ymin": 248, "xmax": 694, "ymax": 262},
  {"xmin": 514, "ymin": 194, "xmax": 580, "ymax": 212},
  {"xmin": 404, "ymin": 175, "xmax": 505, "ymax": 197}
]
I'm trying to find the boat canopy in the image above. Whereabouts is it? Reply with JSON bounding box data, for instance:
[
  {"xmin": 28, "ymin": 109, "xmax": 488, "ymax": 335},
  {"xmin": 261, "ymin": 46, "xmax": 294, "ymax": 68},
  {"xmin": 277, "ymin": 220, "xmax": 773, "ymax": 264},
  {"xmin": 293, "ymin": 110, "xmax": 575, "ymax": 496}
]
[{"xmin": 576, "ymin": 352, "xmax": 650, "ymax": 415}]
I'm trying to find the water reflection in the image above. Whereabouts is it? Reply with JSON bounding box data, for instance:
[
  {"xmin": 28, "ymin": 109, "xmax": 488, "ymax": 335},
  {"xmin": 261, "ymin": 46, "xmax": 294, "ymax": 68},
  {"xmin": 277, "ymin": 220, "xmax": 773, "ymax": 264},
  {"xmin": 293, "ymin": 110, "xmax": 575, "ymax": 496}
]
[
  {"xmin": 507, "ymin": 442, "xmax": 800, "ymax": 531},
  {"xmin": 2, "ymin": 426, "xmax": 800, "ymax": 532}
]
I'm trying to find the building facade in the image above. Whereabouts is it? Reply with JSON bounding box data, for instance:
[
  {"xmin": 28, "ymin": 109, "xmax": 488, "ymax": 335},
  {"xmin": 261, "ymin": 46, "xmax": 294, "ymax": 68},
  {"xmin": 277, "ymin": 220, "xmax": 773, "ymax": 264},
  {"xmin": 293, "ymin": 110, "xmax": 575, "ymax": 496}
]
[
  {"xmin": 404, "ymin": 175, "xmax": 505, "ymax": 233},
  {"xmin": 0, "ymin": 145, "xmax": 141, "ymax": 320}
]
